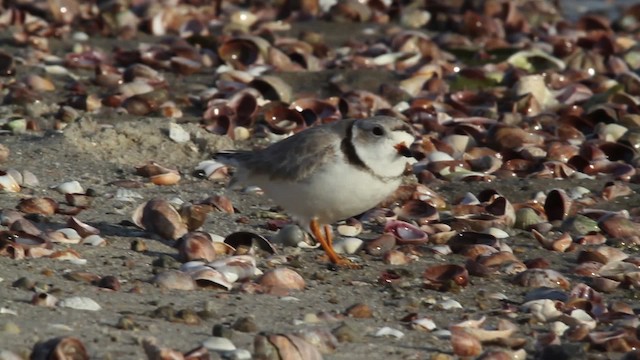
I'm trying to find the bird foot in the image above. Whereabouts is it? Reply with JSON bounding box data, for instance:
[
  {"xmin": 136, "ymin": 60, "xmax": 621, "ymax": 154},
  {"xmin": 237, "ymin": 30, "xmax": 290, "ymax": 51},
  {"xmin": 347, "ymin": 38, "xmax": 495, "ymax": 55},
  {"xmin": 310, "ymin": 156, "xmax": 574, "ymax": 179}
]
[{"xmin": 310, "ymin": 219, "xmax": 361, "ymax": 269}]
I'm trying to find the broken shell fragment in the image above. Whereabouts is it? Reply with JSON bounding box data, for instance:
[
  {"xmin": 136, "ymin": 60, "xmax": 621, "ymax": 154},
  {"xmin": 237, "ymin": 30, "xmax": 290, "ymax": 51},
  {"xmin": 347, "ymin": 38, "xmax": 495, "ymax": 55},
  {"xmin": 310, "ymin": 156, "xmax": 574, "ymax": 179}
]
[{"xmin": 513, "ymin": 269, "xmax": 570, "ymax": 289}]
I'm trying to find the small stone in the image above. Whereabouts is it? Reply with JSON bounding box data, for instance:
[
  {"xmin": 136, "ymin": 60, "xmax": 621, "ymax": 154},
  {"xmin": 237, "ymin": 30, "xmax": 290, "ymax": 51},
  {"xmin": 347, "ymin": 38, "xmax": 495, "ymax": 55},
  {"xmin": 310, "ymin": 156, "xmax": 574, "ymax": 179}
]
[
  {"xmin": 116, "ymin": 316, "xmax": 138, "ymax": 330},
  {"xmin": 169, "ymin": 123, "xmax": 190, "ymax": 143},
  {"xmin": 12, "ymin": 277, "xmax": 36, "ymax": 291},
  {"xmin": 96, "ymin": 276, "xmax": 121, "ymax": 291},
  {"xmin": 345, "ymin": 303, "xmax": 373, "ymax": 318},
  {"xmin": 152, "ymin": 254, "xmax": 179, "ymax": 269},
  {"xmin": 332, "ymin": 323, "xmax": 360, "ymax": 343},
  {"xmin": 212, "ymin": 324, "xmax": 234, "ymax": 339},
  {"xmin": 131, "ymin": 239, "xmax": 147, "ymax": 252},
  {"xmin": 232, "ymin": 316, "xmax": 258, "ymax": 333},
  {"xmin": 3, "ymin": 321, "xmax": 20, "ymax": 334},
  {"xmin": 175, "ymin": 309, "xmax": 201, "ymax": 325},
  {"xmin": 58, "ymin": 296, "xmax": 101, "ymax": 311}
]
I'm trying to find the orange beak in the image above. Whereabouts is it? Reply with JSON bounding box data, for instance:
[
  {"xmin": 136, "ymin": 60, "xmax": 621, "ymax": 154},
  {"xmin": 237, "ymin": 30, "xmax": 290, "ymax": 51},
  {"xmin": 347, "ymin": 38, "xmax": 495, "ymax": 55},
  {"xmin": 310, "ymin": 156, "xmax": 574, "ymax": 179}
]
[{"xmin": 395, "ymin": 143, "xmax": 413, "ymax": 157}]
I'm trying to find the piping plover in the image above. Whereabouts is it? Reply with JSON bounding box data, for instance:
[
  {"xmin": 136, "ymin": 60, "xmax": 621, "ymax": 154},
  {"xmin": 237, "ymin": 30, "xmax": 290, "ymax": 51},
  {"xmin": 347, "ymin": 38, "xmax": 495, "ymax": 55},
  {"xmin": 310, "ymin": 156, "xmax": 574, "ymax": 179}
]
[{"xmin": 215, "ymin": 115, "xmax": 416, "ymax": 266}]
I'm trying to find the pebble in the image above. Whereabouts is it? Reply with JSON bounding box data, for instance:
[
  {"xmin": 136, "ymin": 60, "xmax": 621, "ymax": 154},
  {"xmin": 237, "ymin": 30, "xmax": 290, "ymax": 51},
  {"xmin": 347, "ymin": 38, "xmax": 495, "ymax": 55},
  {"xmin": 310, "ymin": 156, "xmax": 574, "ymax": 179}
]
[
  {"xmin": 169, "ymin": 123, "xmax": 190, "ymax": 143},
  {"xmin": 57, "ymin": 296, "xmax": 101, "ymax": 311},
  {"xmin": 130, "ymin": 239, "xmax": 147, "ymax": 252},
  {"xmin": 153, "ymin": 270, "xmax": 197, "ymax": 290},
  {"xmin": 2, "ymin": 321, "xmax": 20, "ymax": 334},
  {"xmin": 202, "ymin": 336, "xmax": 236, "ymax": 352},
  {"xmin": 332, "ymin": 323, "xmax": 360, "ymax": 342},
  {"xmin": 345, "ymin": 303, "xmax": 373, "ymax": 318},
  {"xmin": 232, "ymin": 316, "xmax": 258, "ymax": 333}
]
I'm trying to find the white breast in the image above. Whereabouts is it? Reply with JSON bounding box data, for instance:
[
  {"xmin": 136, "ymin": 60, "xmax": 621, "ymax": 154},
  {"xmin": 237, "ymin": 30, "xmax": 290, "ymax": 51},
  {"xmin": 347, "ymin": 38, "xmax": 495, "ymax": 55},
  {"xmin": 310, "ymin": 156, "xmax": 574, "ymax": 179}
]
[{"xmin": 257, "ymin": 160, "xmax": 401, "ymax": 226}]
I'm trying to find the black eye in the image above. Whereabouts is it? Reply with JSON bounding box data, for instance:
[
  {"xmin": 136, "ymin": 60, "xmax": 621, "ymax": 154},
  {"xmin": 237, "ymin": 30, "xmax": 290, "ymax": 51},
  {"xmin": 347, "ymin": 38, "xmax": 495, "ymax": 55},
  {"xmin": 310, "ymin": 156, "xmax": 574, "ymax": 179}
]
[{"xmin": 372, "ymin": 125, "xmax": 384, "ymax": 136}]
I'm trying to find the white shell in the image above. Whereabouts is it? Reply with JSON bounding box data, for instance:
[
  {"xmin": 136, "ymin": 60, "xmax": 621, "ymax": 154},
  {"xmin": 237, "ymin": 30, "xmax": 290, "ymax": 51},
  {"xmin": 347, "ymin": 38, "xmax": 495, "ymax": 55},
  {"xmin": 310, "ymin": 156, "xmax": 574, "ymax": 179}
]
[
  {"xmin": 57, "ymin": 296, "xmax": 101, "ymax": 311},
  {"xmin": 438, "ymin": 299, "xmax": 462, "ymax": 310},
  {"xmin": 332, "ymin": 237, "xmax": 363, "ymax": 254},
  {"xmin": 83, "ymin": 235, "xmax": 106, "ymax": 246},
  {"xmin": 374, "ymin": 327, "xmax": 404, "ymax": 339},
  {"xmin": 485, "ymin": 227, "xmax": 509, "ymax": 239},
  {"xmin": 0, "ymin": 173, "xmax": 20, "ymax": 193},
  {"xmin": 51, "ymin": 180, "xmax": 83, "ymax": 194},
  {"xmin": 412, "ymin": 317, "xmax": 437, "ymax": 331},
  {"xmin": 202, "ymin": 336, "xmax": 236, "ymax": 352},
  {"xmin": 521, "ymin": 299, "xmax": 562, "ymax": 323},
  {"xmin": 550, "ymin": 321, "xmax": 569, "ymax": 336}
]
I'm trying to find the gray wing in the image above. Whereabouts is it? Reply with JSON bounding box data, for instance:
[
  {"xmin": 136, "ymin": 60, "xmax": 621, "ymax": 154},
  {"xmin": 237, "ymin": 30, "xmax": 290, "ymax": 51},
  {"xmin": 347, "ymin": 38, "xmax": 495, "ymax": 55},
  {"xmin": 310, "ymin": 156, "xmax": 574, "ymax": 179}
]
[{"xmin": 217, "ymin": 120, "xmax": 353, "ymax": 183}]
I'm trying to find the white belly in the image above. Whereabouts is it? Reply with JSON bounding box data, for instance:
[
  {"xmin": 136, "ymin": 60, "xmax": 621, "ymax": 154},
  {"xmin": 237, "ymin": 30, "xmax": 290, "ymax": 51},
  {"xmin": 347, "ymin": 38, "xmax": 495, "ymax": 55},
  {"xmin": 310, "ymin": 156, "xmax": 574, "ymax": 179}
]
[{"xmin": 257, "ymin": 163, "xmax": 400, "ymax": 225}]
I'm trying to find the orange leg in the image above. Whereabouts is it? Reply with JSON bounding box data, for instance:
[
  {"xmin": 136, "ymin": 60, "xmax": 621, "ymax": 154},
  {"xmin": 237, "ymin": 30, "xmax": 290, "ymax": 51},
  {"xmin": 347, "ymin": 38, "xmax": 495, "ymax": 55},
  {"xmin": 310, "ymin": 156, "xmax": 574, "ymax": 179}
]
[{"xmin": 309, "ymin": 218, "xmax": 354, "ymax": 267}]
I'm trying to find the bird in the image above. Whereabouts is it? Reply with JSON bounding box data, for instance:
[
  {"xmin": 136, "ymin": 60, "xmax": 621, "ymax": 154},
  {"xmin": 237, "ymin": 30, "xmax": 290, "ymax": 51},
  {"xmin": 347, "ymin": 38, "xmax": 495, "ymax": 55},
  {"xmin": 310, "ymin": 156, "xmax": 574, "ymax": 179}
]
[{"xmin": 215, "ymin": 115, "xmax": 416, "ymax": 267}]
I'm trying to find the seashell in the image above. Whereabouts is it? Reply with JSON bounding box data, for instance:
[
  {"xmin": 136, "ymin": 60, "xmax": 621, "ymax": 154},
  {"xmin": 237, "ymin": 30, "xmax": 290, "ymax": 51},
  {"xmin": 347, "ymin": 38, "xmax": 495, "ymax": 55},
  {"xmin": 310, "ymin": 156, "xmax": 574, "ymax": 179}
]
[
  {"xmin": 57, "ymin": 296, "xmax": 101, "ymax": 311},
  {"xmin": 513, "ymin": 269, "xmax": 570, "ymax": 289},
  {"xmin": 218, "ymin": 36, "xmax": 269, "ymax": 70},
  {"xmin": 82, "ymin": 235, "xmax": 106, "ymax": 247},
  {"xmin": 17, "ymin": 197, "xmax": 57, "ymax": 215},
  {"xmin": 332, "ymin": 237, "xmax": 363, "ymax": 254},
  {"xmin": 272, "ymin": 224, "xmax": 314, "ymax": 248},
  {"xmin": 365, "ymin": 233, "xmax": 396, "ymax": 256},
  {"xmin": 451, "ymin": 327, "xmax": 482, "ymax": 357},
  {"xmin": 411, "ymin": 317, "xmax": 437, "ymax": 332},
  {"xmin": 250, "ymin": 75, "xmax": 292, "ymax": 103},
  {"xmin": 384, "ymin": 220, "xmax": 428, "ymax": 244},
  {"xmin": 142, "ymin": 337, "xmax": 191, "ymax": 360},
  {"xmin": 224, "ymin": 231, "xmax": 277, "ymax": 255},
  {"xmin": 258, "ymin": 268, "xmax": 305, "ymax": 292},
  {"xmin": 150, "ymin": 172, "xmax": 181, "ymax": 186},
  {"xmin": 189, "ymin": 266, "xmax": 232, "ymax": 290},
  {"xmin": 47, "ymin": 228, "xmax": 82, "ymax": 244},
  {"xmin": 514, "ymin": 207, "xmax": 542, "ymax": 230},
  {"xmin": 176, "ymin": 232, "xmax": 217, "ymax": 262},
  {"xmin": 208, "ymin": 255, "xmax": 260, "ymax": 282},
  {"xmin": 0, "ymin": 171, "xmax": 20, "ymax": 193},
  {"xmin": 254, "ymin": 333, "xmax": 323, "ymax": 360},
  {"xmin": 132, "ymin": 199, "xmax": 188, "ymax": 240},
  {"xmin": 293, "ymin": 328, "xmax": 338, "ymax": 354},
  {"xmin": 423, "ymin": 264, "xmax": 469, "ymax": 291},
  {"xmin": 31, "ymin": 336, "xmax": 88, "ymax": 360},
  {"xmin": 383, "ymin": 249, "xmax": 410, "ymax": 265},
  {"xmin": 394, "ymin": 200, "xmax": 439, "ymax": 224},
  {"xmin": 199, "ymin": 195, "xmax": 234, "ymax": 214},
  {"xmin": 10, "ymin": 218, "xmax": 41, "ymax": 236},
  {"xmin": 67, "ymin": 217, "xmax": 99, "ymax": 238},
  {"xmin": 532, "ymin": 230, "xmax": 572, "ymax": 252},
  {"xmin": 154, "ymin": 270, "xmax": 197, "ymax": 291},
  {"xmin": 544, "ymin": 189, "xmax": 572, "ymax": 221},
  {"xmin": 561, "ymin": 215, "xmax": 600, "ymax": 236},
  {"xmin": 374, "ymin": 327, "xmax": 404, "ymax": 339},
  {"xmin": 598, "ymin": 215, "xmax": 640, "ymax": 238},
  {"xmin": 262, "ymin": 101, "xmax": 306, "ymax": 134},
  {"xmin": 521, "ymin": 299, "xmax": 563, "ymax": 323},
  {"xmin": 194, "ymin": 160, "xmax": 229, "ymax": 180},
  {"xmin": 336, "ymin": 218, "xmax": 362, "ymax": 237}
]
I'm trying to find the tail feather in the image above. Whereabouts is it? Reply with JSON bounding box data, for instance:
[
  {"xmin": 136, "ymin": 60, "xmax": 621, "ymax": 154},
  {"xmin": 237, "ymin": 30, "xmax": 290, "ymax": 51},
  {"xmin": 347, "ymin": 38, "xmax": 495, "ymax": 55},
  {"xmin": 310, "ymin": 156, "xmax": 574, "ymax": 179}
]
[{"xmin": 213, "ymin": 150, "xmax": 252, "ymax": 167}]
